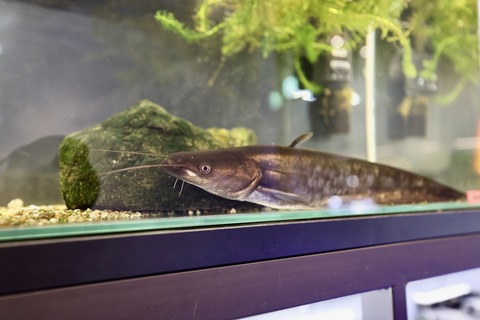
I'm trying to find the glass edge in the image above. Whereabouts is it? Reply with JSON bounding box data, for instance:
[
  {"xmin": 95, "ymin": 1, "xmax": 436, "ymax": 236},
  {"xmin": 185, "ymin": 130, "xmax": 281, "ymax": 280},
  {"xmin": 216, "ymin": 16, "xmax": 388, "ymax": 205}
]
[{"xmin": 0, "ymin": 202, "xmax": 478, "ymax": 243}]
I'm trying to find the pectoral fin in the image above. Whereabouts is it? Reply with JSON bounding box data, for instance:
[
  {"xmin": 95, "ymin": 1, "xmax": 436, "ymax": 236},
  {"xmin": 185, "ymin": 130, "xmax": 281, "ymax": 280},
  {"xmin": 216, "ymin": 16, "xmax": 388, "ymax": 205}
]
[{"xmin": 258, "ymin": 186, "xmax": 312, "ymax": 206}]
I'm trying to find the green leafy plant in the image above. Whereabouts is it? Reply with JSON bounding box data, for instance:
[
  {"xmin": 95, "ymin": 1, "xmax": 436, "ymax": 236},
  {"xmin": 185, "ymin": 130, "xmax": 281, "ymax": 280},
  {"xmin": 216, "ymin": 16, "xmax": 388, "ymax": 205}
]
[
  {"xmin": 155, "ymin": 0, "xmax": 478, "ymax": 96},
  {"xmin": 406, "ymin": 0, "xmax": 478, "ymax": 103},
  {"xmin": 155, "ymin": 0, "xmax": 415, "ymax": 92}
]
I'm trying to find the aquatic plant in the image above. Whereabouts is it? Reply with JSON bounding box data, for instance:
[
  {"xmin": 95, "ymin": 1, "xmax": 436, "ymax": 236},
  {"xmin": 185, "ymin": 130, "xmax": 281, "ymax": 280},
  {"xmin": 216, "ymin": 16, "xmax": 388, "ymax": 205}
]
[
  {"xmin": 155, "ymin": 0, "xmax": 479, "ymax": 97},
  {"xmin": 155, "ymin": 0, "xmax": 414, "ymax": 93},
  {"xmin": 406, "ymin": 0, "xmax": 479, "ymax": 103}
]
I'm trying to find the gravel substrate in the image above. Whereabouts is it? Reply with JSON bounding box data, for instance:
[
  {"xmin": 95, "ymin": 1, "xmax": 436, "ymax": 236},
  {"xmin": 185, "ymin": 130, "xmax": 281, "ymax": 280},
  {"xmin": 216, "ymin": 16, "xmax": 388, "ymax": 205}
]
[{"xmin": 0, "ymin": 199, "xmax": 142, "ymax": 227}]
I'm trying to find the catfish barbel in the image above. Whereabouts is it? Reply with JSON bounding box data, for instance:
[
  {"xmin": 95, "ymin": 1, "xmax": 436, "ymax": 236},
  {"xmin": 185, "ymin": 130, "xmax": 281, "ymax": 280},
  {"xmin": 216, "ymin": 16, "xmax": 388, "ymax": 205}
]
[{"xmin": 162, "ymin": 133, "xmax": 465, "ymax": 210}]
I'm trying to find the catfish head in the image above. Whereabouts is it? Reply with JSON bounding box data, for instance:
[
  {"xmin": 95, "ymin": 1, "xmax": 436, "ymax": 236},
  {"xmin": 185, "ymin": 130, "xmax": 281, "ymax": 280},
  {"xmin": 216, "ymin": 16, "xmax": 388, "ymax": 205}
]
[{"xmin": 162, "ymin": 149, "xmax": 262, "ymax": 201}]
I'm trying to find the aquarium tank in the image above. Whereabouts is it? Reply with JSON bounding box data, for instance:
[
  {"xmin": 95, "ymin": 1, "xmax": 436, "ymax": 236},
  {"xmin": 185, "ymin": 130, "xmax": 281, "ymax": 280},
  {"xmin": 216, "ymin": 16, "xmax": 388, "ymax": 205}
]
[{"xmin": 0, "ymin": 0, "xmax": 479, "ymax": 239}]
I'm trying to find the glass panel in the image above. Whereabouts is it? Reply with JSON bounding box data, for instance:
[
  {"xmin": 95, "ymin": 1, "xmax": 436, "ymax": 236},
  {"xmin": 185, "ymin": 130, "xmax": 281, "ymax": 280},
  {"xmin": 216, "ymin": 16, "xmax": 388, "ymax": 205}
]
[
  {"xmin": 0, "ymin": 202, "xmax": 477, "ymax": 242},
  {"xmin": 0, "ymin": 0, "xmax": 479, "ymax": 239}
]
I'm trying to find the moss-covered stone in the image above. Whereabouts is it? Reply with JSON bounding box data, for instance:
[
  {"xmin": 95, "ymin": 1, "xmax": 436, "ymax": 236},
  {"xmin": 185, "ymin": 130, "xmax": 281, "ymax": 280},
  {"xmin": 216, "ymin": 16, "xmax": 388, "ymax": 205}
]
[
  {"xmin": 206, "ymin": 127, "xmax": 256, "ymax": 147},
  {"xmin": 59, "ymin": 138, "xmax": 100, "ymax": 209},
  {"xmin": 59, "ymin": 100, "xmax": 259, "ymax": 211}
]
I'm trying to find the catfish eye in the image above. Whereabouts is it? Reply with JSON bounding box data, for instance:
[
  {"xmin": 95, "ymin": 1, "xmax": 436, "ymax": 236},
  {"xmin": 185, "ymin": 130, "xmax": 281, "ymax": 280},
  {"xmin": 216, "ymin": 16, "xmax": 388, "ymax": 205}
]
[{"xmin": 199, "ymin": 163, "xmax": 211, "ymax": 174}]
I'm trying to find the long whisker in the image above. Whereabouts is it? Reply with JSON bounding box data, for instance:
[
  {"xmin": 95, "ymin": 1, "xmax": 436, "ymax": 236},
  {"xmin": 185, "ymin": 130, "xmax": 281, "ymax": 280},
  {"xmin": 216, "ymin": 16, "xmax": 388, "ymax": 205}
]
[
  {"xmin": 89, "ymin": 149, "xmax": 167, "ymax": 158},
  {"xmin": 99, "ymin": 164, "xmax": 170, "ymax": 175},
  {"xmin": 173, "ymin": 178, "xmax": 179, "ymax": 191},
  {"xmin": 178, "ymin": 180, "xmax": 185, "ymax": 197}
]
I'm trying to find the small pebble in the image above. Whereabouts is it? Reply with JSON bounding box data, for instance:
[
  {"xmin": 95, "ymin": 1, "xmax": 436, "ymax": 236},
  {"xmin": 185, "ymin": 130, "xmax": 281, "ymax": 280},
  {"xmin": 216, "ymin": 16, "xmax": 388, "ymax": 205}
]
[
  {"xmin": 7, "ymin": 199, "xmax": 24, "ymax": 210},
  {"xmin": 0, "ymin": 202, "xmax": 149, "ymax": 227},
  {"xmin": 0, "ymin": 202, "xmax": 246, "ymax": 227}
]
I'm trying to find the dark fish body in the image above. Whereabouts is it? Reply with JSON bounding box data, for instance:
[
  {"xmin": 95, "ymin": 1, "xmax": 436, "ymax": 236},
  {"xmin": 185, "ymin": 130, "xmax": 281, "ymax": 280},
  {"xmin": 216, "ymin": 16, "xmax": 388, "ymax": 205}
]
[{"xmin": 162, "ymin": 139, "xmax": 465, "ymax": 209}]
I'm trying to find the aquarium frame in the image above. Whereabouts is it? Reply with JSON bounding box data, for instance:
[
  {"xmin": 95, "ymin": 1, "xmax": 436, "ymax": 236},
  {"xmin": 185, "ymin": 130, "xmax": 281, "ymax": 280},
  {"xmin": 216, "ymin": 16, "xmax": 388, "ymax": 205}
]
[{"xmin": 1, "ymin": 208, "xmax": 480, "ymax": 318}]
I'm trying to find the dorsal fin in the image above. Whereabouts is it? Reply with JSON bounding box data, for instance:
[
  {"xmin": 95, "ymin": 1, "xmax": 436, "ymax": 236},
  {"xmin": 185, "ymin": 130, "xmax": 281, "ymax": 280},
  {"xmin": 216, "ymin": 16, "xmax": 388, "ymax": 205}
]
[{"xmin": 288, "ymin": 132, "xmax": 313, "ymax": 148}]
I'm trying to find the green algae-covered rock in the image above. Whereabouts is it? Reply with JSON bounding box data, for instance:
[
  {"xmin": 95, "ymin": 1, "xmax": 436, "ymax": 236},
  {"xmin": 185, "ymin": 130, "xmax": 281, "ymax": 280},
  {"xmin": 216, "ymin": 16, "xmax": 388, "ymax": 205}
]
[
  {"xmin": 206, "ymin": 127, "xmax": 256, "ymax": 147},
  {"xmin": 59, "ymin": 100, "xmax": 259, "ymax": 211}
]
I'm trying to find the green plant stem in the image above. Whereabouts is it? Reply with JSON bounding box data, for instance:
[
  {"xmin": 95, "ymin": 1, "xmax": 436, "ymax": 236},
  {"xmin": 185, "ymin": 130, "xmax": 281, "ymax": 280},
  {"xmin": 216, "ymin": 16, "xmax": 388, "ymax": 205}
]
[{"xmin": 293, "ymin": 51, "xmax": 322, "ymax": 94}]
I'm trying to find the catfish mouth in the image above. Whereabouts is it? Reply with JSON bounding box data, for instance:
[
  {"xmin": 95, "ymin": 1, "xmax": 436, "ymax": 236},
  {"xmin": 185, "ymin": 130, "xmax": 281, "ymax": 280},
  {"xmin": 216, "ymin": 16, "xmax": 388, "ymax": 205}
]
[{"xmin": 161, "ymin": 158, "xmax": 197, "ymax": 180}]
